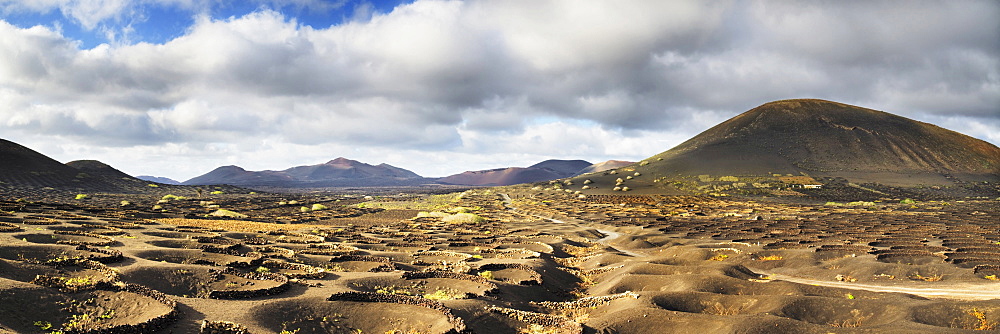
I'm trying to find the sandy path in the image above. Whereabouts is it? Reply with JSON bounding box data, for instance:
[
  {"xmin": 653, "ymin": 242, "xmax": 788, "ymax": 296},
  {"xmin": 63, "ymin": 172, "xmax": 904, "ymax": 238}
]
[
  {"xmin": 593, "ymin": 229, "xmax": 646, "ymax": 257},
  {"xmin": 759, "ymin": 273, "xmax": 1000, "ymax": 301},
  {"xmin": 499, "ymin": 193, "xmax": 644, "ymax": 257}
]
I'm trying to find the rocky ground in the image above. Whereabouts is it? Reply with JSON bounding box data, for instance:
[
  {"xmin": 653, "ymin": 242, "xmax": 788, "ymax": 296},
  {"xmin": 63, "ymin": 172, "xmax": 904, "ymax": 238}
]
[{"xmin": 0, "ymin": 187, "xmax": 997, "ymax": 333}]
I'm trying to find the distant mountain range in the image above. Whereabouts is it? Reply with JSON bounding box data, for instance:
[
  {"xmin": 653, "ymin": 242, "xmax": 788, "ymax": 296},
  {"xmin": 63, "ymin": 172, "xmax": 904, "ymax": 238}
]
[
  {"xmin": 181, "ymin": 158, "xmax": 616, "ymax": 187},
  {"xmin": 136, "ymin": 175, "xmax": 181, "ymax": 185},
  {"xmin": 0, "ymin": 138, "xmax": 624, "ymax": 193},
  {"xmin": 183, "ymin": 158, "xmax": 428, "ymax": 187},
  {"xmin": 437, "ymin": 160, "xmax": 594, "ymax": 186},
  {"xmin": 9, "ymin": 99, "xmax": 987, "ymax": 197}
]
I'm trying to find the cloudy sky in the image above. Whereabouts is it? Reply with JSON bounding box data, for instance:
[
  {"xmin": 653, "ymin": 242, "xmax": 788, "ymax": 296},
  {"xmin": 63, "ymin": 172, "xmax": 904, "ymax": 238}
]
[{"xmin": 1, "ymin": 0, "xmax": 997, "ymax": 181}]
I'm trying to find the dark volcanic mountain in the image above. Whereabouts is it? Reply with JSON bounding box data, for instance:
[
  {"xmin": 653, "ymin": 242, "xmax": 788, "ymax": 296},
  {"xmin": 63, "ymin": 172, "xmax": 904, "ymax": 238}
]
[
  {"xmin": 439, "ymin": 159, "xmax": 592, "ymax": 186},
  {"xmin": 184, "ymin": 158, "xmax": 426, "ymax": 187},
  {"xmin": 66, "ymin": 160, "xmax": 134, "ymax": 180},
  {"xmin": 0, "ymin": 139, "xmax": 84, "ymax": 188},
  {"xmin": 571, "ymin": 99, "xmax": 999, "ymax": 194},
  {"xmin": 0, "ymin": 138, "xmax": 227, "ymax": 196}
]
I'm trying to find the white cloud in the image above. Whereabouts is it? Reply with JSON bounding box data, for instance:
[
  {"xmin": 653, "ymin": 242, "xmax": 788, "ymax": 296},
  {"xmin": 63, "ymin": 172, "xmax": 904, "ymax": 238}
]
[{"xmin": 0, "ymin": 0, "xmax": 996, "ymax": 180}]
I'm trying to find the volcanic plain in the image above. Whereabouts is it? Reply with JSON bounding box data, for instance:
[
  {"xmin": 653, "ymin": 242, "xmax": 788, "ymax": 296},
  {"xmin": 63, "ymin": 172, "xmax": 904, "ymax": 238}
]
[
  {"xmin": 1, "ymin": 99, "xmax": 997, "ymax": 333},
  {"xmin": 0, "ymin": 186, "xmax": 997, "ymax": 334}
]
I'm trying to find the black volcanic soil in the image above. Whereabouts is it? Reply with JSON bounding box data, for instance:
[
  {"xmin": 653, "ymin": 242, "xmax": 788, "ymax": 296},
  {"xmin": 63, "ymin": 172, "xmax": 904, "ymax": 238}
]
[{"xmin": 0, "ymin": 188, "xmax": 996, "ymax": 334}]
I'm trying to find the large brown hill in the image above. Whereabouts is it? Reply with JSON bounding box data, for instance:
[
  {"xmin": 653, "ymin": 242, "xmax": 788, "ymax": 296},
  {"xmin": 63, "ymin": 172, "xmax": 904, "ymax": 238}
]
[
  {"xmin": 571, "ymin": 99, "xmax": 998, "ymax": 194},
  {"xmin": 0, "ymin": 139, "xmax": 83, "ymax": 188}
]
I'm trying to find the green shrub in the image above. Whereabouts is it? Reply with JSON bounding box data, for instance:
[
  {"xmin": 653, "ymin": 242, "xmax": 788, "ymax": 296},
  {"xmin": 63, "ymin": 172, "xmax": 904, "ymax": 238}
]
[
  {"xmin": 161, "ymin": 194, "xmax": 186, "ymax": 201},
  {"xmin": 300, "ymin": 207, "xmax": 311, "ymax": 213},
  {"xmin": 147, "ymin": 184, "xmax": 159, "ymax": 187},
  {"xmin": 210, "ymin": 191, "xmax": 224, "ymax": 195},
  {"xmin": 900, "ymin": 198, "xmax": 916, "ymax": 204},
  {"xmin": 210, "ymin": 209, "xmax": 248, "ymax": 219},
  {"xmin": 75, "ymin": 194, "xmax": 88, "ymax": 200},
  {"xmin": 417, "ymin": 211, "xmax": 449, "ymax": 218},
  {"xmin": 311, "ymin": 203, "xmax": 328, "ymax": 211},
  {"xmin": 442, "ymin": 212, "xmax": 485, "ymax": 224}
]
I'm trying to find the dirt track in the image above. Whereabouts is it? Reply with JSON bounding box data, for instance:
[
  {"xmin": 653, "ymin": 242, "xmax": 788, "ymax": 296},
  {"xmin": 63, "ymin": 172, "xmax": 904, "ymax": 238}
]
[{"xmin": 759, "ymin": 273, "xmax": 1000, "ymax": 301}]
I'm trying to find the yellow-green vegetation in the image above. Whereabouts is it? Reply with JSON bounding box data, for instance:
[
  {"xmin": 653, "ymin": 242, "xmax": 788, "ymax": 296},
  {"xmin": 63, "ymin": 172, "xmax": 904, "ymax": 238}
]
[
  {"xmin": 961, "ymin": 308, "xmax": 997, "ymax": 331},
  {"xmin": 478, "ymin": 271, "xmax": 494, "ymax": 280},
  {"xmin": 756, "ymin": 255, "xmax": 783, "ymax": 261},
  {"xmin": 909, "ymin": 273, "xmax": 944, "ymax": 282},
  {"xmin": 33, "ymin": 321, "xmax": 53, "ymax": 330},
  {"xmin": 147, "ymin": 183, "xmax": 159, "ymax": 187},
  {"xmin": 422, "ymin": 288, "xmax": 465, "ymax": 300},
  {"xmin": 210, "ymin": 190, "xmax": 224, "ymax": 195},
  {"xmin": 417, "ymin": 211, "xmax": 486, "ymax": 224},
  {"xmin": 520, "ymin": 324, "xmax": 560, "ymax": 334},
  {"xmin": 161, "ymin": 194, "xmax": 186, "ymax": 201},
  {"xmin": 375, "ymin": 285, "xmax": 414, "ymax": 296},
  {"xmin": 900, "ymin": 198, "xmax": 916, "ymax": 204},
  {"xmin": 709, "ymin": 253, "xmax": 730, "ymax": 261},
  {"xmin": 311, "ymin": 203, "xmax": 328, "ymax": 211},
  {"xmin": 75, "ymin": 194, "xmax": 88, "ymax": 200},
  {"xmin": 300, "ymin": 206, "xmax": 311, "ymax": 213},
  {"xmin": 209, "ymin": 209, "xmax": 248, "ymax": 219},
  {"xmin": 255, "ymin": 266, "xmax": 270, "ymax": 273},
  {"xmin": 60, "ymin": 275, "xmax": 97, "ymax": 287}
]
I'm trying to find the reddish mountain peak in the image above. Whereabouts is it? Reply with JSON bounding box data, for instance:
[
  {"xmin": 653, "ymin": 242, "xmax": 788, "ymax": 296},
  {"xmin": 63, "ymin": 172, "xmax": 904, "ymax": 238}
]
[{"xmin": 326, "ymin": 157, "xmax": 361, "ymax": 166}]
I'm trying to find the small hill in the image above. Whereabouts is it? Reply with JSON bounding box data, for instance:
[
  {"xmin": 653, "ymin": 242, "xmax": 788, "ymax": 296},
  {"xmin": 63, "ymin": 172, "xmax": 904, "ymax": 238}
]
[
  {"xmin": 528, "ymin": 160, "xmax": 593, "ymax": 176},
  {"xmin": 183, "ymin": 158, "xmax": 426, "ymax": 187},
  {"xmin": 136, "ymin": 176, "xmax": 181, "ymax": 185},
  {"xmin": 0, "ymin": 139, "xmax": 84, "ymax": 188},
  {"xmin": 183, "ymin": 166, "xmax": 293, "ymax": 186},
  {"xmin": 570, "ymin": 99, "xmax": 999, "ymax": 196},
  {"xmin": 283, "ymin": 157, "xmax": 421, "ymax": 181},
  {"xmin": 575, "ymin": 160, "xmax": 634, "ymax": 176},
  {"xmin": 66, "ymin": 160, "xmax": 135, "ymax": 180},
  {"xmin": 438, "ymin": 159, "xmax": 592, "ymax": 186},
  {"xmin": 437, "ymin": 167, "xmax": 566, "ymax": 186}
]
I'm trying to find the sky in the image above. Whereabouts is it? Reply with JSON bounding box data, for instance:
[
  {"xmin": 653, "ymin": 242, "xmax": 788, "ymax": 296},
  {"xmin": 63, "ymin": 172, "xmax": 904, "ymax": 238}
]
[{"xmin": 1, "ymin": 0, "xmax": 998, "ymax": 181}]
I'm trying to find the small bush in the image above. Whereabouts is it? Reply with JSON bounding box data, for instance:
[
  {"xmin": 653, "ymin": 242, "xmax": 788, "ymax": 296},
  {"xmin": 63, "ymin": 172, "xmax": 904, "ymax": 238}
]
[
  {"xmin": 311, "ymin": 203, "xmax": 328, "ymax": 211},
  {"xmin": 443, "ymin": 212, "xmax": 485, "ymax": 224},
  {"xmin": 162, "ymin": 194, "xmax": 186, "ymax": 201},
  {"xmin": 147, "ymin": 184, "xmax": 159, "ymax": 187},
  {"xmin": 75, "ymin": 194, "xmax": 88, "ymax": 200},
  {"xmin": 210, "ymin": 209, "xmax": 248, "ymax": 219},
  {"xmin": 210, "ymin": 191, "xmax": 224, "ymax": 195},
  {"xmin": 900, "ymin": 198, "xmax": 916, "ymax": 204},
  {"xmin": 423, "ymin": 288, "xmax": 464, "ymax": 300},
  {"xmin": 417, "ymin": 211, "xmax": 449, "ymax": 218}
]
